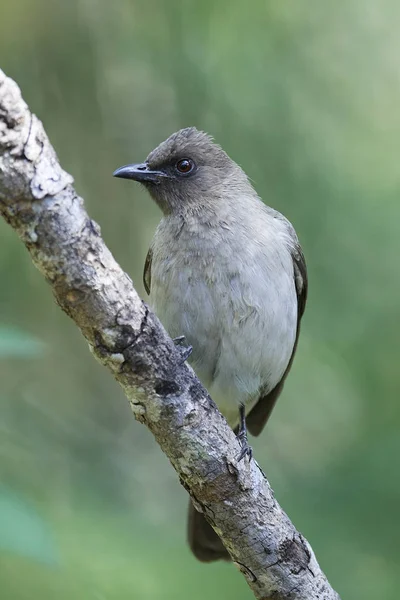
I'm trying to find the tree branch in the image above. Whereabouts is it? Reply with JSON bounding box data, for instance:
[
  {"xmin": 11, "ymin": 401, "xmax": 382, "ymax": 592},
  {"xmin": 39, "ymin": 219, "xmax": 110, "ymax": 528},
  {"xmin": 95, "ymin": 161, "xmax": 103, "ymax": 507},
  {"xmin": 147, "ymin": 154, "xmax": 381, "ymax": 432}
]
[{"xmin": 0, "ymin": 69, "xmax": 340, "ymax": 600}]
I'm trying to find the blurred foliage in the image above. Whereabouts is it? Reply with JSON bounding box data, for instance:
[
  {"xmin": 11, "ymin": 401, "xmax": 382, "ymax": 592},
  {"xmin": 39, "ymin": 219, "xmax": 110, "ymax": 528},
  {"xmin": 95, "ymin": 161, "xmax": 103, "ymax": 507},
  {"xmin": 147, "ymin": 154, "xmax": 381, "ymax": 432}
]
[
  {"xmin": 0, "ymin": 0, "xmax": 399, "ymax": 598},
  {"xmin": 0, "ymin": 327, "xmax": 45, "ymax": 358},
  {"xmin": 0, "ymin": 486, "xmax": 58, "ymax": 565}
]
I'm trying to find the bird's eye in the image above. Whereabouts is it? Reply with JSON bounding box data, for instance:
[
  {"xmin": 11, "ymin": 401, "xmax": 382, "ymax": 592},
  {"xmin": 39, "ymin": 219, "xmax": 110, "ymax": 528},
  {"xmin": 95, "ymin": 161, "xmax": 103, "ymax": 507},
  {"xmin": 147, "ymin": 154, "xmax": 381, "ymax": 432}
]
[{"xmin": 176, "ymin": 158, "xmax": 195, "ymax": 174}]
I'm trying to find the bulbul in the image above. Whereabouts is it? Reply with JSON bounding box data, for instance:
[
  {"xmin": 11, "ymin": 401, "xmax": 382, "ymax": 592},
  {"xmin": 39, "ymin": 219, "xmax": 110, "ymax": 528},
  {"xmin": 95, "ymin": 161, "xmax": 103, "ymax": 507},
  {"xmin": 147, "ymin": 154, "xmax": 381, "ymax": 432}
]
[{"xmin": 113, "ymin": 127, "xmax": 307, "ymax": 562}]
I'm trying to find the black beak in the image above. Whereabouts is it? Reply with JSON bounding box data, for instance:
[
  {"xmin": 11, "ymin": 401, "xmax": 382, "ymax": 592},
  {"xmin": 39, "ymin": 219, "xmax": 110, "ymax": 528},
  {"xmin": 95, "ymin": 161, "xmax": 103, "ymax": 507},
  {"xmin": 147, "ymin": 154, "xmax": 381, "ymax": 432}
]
[{"xmin": 113, "ymin": 163, "xmax": 165, "ymax": 184}]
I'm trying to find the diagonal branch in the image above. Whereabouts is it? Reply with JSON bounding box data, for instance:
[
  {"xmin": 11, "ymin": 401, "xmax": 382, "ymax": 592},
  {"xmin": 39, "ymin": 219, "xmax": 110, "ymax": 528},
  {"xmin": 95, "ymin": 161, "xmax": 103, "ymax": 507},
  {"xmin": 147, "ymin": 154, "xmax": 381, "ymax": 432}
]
[{"xmin": 0, "ymin": 69, "xmax": 340, "ymax": 600}]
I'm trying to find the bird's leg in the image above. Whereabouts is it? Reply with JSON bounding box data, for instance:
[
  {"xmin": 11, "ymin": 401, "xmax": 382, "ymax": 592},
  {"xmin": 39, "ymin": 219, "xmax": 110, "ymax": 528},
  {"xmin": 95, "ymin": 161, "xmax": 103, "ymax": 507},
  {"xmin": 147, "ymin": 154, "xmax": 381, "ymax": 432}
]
[
  {"xmin": 237, "ymin": 403, "xmax": 253, "ymax": 462},
  {"xmin": 173, "ymin": 335, "xmax": 193, "ymax": 363}
]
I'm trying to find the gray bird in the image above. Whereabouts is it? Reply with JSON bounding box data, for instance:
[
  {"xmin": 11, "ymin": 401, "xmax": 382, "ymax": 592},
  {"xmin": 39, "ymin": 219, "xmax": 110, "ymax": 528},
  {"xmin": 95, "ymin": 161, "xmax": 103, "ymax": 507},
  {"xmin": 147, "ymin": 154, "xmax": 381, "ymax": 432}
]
[{"xmin": 113, "ymin": 127, "xmax": 307, "ymax": 562}]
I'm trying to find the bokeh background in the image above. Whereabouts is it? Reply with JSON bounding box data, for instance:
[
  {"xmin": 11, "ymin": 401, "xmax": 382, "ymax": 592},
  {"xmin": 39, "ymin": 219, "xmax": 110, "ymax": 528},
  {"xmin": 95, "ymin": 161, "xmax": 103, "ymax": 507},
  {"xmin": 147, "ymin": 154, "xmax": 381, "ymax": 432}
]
[{"xmin": 1, "ymin": 1, "xmax": 400, "ymax": 598}]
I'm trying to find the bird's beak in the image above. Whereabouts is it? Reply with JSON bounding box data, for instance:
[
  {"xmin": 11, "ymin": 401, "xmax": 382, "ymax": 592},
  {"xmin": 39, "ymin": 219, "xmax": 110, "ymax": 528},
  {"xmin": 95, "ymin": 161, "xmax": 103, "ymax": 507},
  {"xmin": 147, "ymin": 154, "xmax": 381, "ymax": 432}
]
[{"xmin": 113, "ymin": 163, "xmax": 165, "ymax": 184}]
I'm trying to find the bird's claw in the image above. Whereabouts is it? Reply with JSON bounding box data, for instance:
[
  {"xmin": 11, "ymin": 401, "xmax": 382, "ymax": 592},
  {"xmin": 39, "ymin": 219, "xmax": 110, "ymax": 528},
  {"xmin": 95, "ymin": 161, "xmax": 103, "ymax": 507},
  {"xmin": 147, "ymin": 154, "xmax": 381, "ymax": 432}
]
[
  {"xmin": 237, "ymin": 430, "xmax": 253, "ymax": 462},
  {"xmin": 179, "ymin": 345, "xmax": 193, "ymax": 363},
  {"xmin": 173, "ymin": 335, "xmax": 193, "ymax": 364},
  {"xmin": 173, "ymin": 335, "xmax": 186, "ymax": 345}
]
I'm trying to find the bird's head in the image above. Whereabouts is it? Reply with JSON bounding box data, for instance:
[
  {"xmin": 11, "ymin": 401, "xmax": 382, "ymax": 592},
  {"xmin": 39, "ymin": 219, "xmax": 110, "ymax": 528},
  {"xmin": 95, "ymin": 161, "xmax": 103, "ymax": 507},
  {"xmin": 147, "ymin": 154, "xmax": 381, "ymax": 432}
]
[{"xmin": 113, "ymin": 127, "xmax": 246, "ymax": 215}]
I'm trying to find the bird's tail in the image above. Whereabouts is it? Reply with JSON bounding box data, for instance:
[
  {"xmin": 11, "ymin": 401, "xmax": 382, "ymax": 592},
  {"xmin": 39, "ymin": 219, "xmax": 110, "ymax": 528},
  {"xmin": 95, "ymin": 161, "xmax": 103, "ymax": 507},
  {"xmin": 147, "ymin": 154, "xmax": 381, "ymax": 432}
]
[{"xmin": 187, "ymin": 500, "xmax": 230, "ymax": 562}]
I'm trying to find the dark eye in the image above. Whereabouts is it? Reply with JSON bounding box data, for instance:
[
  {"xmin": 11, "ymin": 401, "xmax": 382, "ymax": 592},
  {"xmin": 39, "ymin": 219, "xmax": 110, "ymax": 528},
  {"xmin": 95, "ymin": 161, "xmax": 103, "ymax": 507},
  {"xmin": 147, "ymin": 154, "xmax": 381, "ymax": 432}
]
[{"xmin": 176, "ymin": 158, "xmax": 195, "ymax": 174}]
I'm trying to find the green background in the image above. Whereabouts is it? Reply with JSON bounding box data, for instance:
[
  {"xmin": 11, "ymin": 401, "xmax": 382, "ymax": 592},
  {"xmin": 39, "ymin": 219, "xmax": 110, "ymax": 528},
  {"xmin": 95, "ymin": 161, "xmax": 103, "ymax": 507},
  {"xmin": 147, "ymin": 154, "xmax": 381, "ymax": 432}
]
[{"xmin": 1, "ymin": 1, "xmax": 399, "ymax": 598}]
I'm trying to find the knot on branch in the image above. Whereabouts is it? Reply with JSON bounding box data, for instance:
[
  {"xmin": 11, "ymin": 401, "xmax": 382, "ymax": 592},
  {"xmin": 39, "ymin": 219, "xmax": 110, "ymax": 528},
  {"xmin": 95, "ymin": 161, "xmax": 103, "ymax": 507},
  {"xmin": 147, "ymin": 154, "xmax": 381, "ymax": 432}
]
[{"xmin": 279, "ymin": 535, "xmax": 311, "ymax": 575}]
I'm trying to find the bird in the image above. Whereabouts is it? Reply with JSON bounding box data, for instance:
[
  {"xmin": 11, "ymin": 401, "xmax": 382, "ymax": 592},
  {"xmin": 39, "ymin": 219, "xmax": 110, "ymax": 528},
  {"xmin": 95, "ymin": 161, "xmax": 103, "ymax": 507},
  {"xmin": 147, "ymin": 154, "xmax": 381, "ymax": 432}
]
[{"xmin": 113, "ymin": 127, "xmax": 307, "ymax": 562}]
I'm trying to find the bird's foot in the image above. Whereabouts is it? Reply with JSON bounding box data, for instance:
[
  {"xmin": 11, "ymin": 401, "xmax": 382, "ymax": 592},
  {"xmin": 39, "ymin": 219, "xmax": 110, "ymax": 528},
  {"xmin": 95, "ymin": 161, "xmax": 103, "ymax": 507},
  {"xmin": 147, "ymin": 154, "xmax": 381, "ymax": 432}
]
[
  {"xmin": 173, "ymin": 335, "xmax": 193, "ymax": 363},
  {"xmin": 237, "ymin": 428, "xmax": 253, "ymax": 462},
  {"xmin": 237, "ymin": 403, "xmax": 253, "ymax": 462}
]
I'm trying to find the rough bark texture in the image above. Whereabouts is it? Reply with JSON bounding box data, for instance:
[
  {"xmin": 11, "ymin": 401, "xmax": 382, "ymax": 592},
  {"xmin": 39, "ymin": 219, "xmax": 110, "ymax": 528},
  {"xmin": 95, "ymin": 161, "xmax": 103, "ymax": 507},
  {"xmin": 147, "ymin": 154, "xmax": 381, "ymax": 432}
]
[{"xmin": 0, "ymin": 69, "xmax": 340, "ymax": 600}]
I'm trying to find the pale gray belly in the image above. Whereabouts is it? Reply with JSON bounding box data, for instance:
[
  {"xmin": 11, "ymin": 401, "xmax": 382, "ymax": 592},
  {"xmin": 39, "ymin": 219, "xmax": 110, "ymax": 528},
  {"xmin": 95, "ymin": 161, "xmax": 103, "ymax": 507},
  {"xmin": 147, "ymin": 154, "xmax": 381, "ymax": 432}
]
[{"xmin": 151, "ymin": 261, "xmax": 297, "ymax": 428}]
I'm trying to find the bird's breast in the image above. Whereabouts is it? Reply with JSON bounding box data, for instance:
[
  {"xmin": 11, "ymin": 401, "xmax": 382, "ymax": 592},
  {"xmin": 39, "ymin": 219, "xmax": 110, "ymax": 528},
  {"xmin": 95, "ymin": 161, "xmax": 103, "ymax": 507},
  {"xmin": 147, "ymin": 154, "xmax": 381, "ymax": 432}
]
[{"xmin": 149, "ymin": 215, "xmax": 298, "ymax": 426}]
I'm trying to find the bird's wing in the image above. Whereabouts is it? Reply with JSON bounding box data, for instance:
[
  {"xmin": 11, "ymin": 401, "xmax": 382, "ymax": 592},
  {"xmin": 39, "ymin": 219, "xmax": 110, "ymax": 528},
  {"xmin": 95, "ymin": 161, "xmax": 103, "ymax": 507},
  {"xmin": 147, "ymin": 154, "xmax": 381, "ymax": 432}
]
[
  {"xmin": 246, "ymin": 243, "xmax": 308, "ymax": 437},
  {"xmin": 143, "ymin": 247, "xmax": 153, "ymax": 295}
]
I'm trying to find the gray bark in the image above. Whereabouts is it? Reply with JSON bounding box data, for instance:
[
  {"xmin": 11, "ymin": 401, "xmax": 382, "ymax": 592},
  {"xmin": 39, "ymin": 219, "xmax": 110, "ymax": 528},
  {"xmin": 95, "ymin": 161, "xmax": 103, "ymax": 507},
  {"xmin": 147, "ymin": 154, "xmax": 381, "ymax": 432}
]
[{"xmin": 0, "ymin": 69, "xmax": 340, "ymax": 600}]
